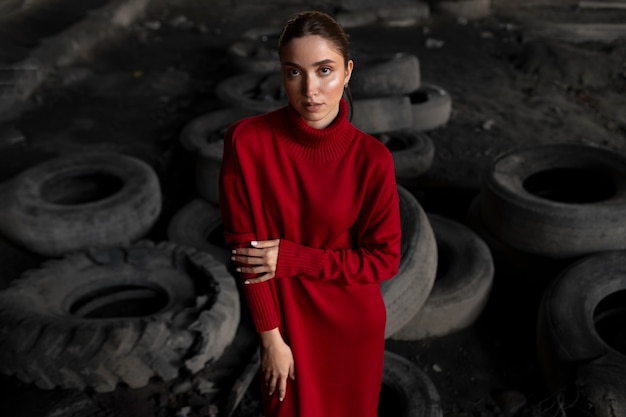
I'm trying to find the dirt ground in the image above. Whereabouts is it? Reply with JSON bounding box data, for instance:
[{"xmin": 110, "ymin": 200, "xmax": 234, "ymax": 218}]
[{"xmin": 1, "ymin": 1, "xmax": 625, "ymax": 416}]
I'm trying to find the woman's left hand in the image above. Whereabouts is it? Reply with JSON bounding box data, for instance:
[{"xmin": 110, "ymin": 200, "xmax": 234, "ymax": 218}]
[{"xmin": 232, "ymin": 239, "xmax": 280, "ymax": 284}]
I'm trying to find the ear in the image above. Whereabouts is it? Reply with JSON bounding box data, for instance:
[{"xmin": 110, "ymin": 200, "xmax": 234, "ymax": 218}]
[{"xmin": 344, "ymin": 59, "xmax": 354, "ymax": 84}]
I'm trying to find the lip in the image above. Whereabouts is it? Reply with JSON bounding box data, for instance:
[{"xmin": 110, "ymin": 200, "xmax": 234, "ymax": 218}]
[{"xmin": 303, "ymin": 102, "xmax": 322, "ymax": 111}]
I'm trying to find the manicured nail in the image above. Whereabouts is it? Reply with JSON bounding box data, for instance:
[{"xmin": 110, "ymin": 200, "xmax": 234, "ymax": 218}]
[
  {"xmin": 236, "ymin": 268, "xmax": 241, "ymax": 272},
  {"xmin": 279, "ymin": 397, "xmax": 284, "ymax": 402},
  {"xmin": 244, "ymin": 280, "xmax": 251, "ymax": 284},
  {"xmin": 232, "ymin": 249, "xmax": 236, "ymax": 254},
  {"xmin": 251, "ymin": 241, "xmax": 258, "ymax": 246},
  {"xmin": 231, "ymin": 256, "xmax": 235, "ymax": 261}
]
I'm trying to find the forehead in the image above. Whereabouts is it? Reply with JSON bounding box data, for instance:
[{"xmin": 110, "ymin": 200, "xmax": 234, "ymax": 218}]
[{"xmin": 280, "ymin": 35, "xmax": 344, "ymax": 65}]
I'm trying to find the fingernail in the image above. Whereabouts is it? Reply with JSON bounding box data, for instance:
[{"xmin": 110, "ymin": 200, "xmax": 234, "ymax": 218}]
[
  {"xmin": 231, "ymin": 256, "xmax": 235, "ymax": 261},
  {"xmin": 236, "ymin": 268, "xmax": 241, "ymax": 272},
  {"xmin": 251, "ymin": 240, "xmax": 258, "ymax": 246},
  {"xmin": 232, "ymin": 249, "xmax": 236, "ymax": 254},
  {"xmin": 279, "ymin": 397, "xmax": 284, "ymax": 402},
  {"xmin": 244, "ymin": 280, "xmax": 251, "ymax": 284}
]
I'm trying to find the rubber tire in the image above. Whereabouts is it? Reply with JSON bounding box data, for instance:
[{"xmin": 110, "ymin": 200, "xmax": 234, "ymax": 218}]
[
  {"xmin": 380, "ymin": 350, "xmax": 442, "ymax": 417},
  {"xmin": 377, "ymin": 3, "xmax": 431, "ymax": 27},
  {"xmin": 536, "ymin": 250, "xmax": 626, "ymax": 391},
  {"xmin": 382, "ymin": 185, "xmax": 437, "ymax": 339},
  {"xmin": 351, "ymin": 96, "xmax": 413, "ymax": 135},
  {"xmin": 215, "ymin": 72, "xmax": 287, "ymax": 113},
  {"xmin": 430, "ymin": 0, "xmax": 491, "ymax": 19},
  {"xmin": 0, "ymin": 152, "xmax": 161, "ymax": 258},
  {"xmin": 0, "ymin": 240, "xmax": 240, "ymax": 392},
  {"xmin": 392, "ymin": 214, "xmax": 494, "ymax": 340},
  {"xmin": 409, "ymin": 83, "xmax": 452, "ymax": 131},
  {"xmin": 349, "ymin": 53, "xmax": 420, "ymax": 99},
  {"xmin": 227, "ymin": 38, "xmax": 281, "ymax": 74},
  {"xmin": 336, "ymin": 10, "xmax": 379, "ymax": 28},
  {"xmin": 376, "ymin": 129, "xmax": 435, "ymax": 180},
  {"xmin": 195, "ymin": 139, "xmax": 223, "ymax": 205},
  {"xmin": 167, "ymin": 198, "xmax": 231, "ymax": 265},
  {"xmin": 179, "ymin": 108, "xmax": 257, "ymax": 153},
  {"xmin": 480, "ymin": 144, "xmax": 626, "ymax": 259}
]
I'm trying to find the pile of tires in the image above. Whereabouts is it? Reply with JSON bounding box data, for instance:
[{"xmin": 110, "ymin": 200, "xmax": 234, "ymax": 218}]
[
  {"xmin": 467, "ymin": 142, "xmax": 626, "ymax": 415},
  {"xmin": 391, "ymin": 214, "xmax": 494, "ymax": 341},
  {"xmin": 0, "ymin": 240, "xmax": 240, "ymax": 392},
  {"xmin": 382, "ymin": 185, "xmax": 437, "ymax": 339}
]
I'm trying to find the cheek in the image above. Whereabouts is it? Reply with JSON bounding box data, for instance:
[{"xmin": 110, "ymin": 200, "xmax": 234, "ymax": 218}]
[{"xmin": 324, "ymin": 75, "xmax": 344, "ymax": 93}]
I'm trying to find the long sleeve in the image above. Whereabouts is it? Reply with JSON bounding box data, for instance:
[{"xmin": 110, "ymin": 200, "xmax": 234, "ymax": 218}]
[
  {"xmin": 219, "ymin": 124, "xmax": 280, "ymax": 332},
  {"xmin": 274, "ymin": 151, "xmax": 401, "ymax": 285}
]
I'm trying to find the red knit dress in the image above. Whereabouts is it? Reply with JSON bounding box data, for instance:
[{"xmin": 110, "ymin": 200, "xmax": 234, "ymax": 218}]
[{"xmin": 219, "ymin": 99, "xmax": 402, "ymax": 417}]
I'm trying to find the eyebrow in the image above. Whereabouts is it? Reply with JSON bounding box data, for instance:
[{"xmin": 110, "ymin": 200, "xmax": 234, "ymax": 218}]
[{"xmin": 282, "ymin": 59, "xmax": 336, "ymax": 68}]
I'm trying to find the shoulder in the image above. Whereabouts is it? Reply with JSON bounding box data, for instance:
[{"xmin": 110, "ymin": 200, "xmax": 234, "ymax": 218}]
[
  {"xmin": 351, "ymin": 129, "xmax": 394, "ymax": 169},
  {"xmin": 226, "ymin": 109, "xmax": 281, "ymax": 143}
]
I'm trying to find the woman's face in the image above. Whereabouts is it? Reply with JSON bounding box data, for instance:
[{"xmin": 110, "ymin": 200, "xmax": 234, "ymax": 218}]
[{"xmin": 280, "ymin": 35, "xmax": 353, "ymax": 129}]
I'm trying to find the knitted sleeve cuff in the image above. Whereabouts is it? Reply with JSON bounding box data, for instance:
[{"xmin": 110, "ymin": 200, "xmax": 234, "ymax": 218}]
[
  {"xmin": 276, "ymin": 239, "xmax": 325, "ymax": 279},
  {"xmin": 243, "ymin": 283, "xmax": 280, "ymax": 332}
]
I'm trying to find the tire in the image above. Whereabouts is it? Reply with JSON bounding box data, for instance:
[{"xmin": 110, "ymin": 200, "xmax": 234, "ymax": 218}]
[
  {"xmin": 380, "ymin": 350, "xmax": 442, "ymax": 417},
  {"xmin": 392, "ymin": 214, "xmax": 494, "ymax": 340},
  {"xmin": 195, "ymin": 139, "xmax": 223, "ymax": 205},
  {"xmin": 0, "ymin": 152, "xmax": 161, "ymax": 257},
  {"xmin": 430, "ymin": 0, "xmax": 491, "ymax": 19},
  {"xmin": 409, "ymin": 83, "xmax": 452, "ymax": 131},
  {"xmin": 0, "ymin": 240, "xmax": 240, "ymax": 392},
  {"xmin": 215, "ymin": 72, "xmax": 287, "ymax": 113},
  {"xmin": 377, "ymin": 4, "xmax": 431, "ymax": 27},
  {"xmin": 537, "ymin": 250, "xmax": 626, "ymax": 414},
  {"xmin": 351, "ymin": 96, "xmax": 413, "ymax": 135},
  {"xmin": 383, "ymin": 185, "xmax": 437, "ymax": 339},
  {"xmin": 349, "ymin": 53, "xmax": 420, "ymax": 99},
  {"xmin": 480, "ymin": 144, "xmax": 626, "ymax": 258},
  {"xmin": 167, "ymin": 198, "xmax": 230, "ymax": 265},
  {"xmin": 227, "ymin": 39, "xmax": 280, "ymax": 74},
  {"xmin": 179, "ymin": 108, "xmax": 257, "ymax": 153},
  {"xmin": 375, "ymin": 129, "xmax": 435, "ymax": 179},
  {"xmin": 336, "ymin": 10, "xmax": 378, "ymax": 28}
]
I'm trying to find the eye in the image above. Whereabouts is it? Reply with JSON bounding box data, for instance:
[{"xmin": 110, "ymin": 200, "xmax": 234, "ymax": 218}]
[
  {"xmin": 320, "ymin": 67, "xmax": 332, "ymax": 75},
  {"xmin": 286, "ymin": 68, "xmax": 300, "ymax": 77}
]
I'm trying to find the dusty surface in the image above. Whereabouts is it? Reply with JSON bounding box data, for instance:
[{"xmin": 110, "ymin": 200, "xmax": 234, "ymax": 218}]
[{"xmin": 1, "ymin": 1, "xmax": 625, "ymax": 416}]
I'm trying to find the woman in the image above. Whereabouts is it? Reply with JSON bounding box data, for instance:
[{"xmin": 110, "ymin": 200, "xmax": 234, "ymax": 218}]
[{"xmin": 219, "ymin": 10, "xmax": 401, "ymax": 417}]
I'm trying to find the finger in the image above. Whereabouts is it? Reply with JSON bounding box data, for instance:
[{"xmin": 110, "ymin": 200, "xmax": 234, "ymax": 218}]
[
  {"xmin": 251, "ymin": 239, "xmax": 280, "ymax": 248},
  {"xmin": 277, "ymin": 374, "xmax": 288, "ymax": 402},
  {"xmin": 244, "ymin": 274, "xmax": 274, "ymax": 284},
  {"xmin": 232, "ymin": 248, "xmax": 266, "ymax": 257},
  {"xmin": 268, "ymin": 374, "xmax": 279, "ymax": 396},
  {"xmin": 232, "ymin": 254, "xmax": 265, "ymax": 265},
  {"xmin": 289, "ymin": 365, "xmax": 296, "ymax": 381},
  {"xmin": 238, "ymin": 265, "xmax": 271, "ymax": 275}
]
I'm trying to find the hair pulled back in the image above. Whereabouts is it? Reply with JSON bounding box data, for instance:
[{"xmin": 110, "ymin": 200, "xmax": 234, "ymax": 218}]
[
  {"xmin": 278, "ymin": 11, "xmax": 351, "ymax": 68},
  {"xmin": 278, "ymin": 11, "xmax": 354, "ymax": 119}
]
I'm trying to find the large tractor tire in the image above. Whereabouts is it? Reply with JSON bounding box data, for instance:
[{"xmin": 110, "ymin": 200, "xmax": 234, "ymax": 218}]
[{"xmin": 0, "ymin": 241, "xmax": 240, "ymax": 392}]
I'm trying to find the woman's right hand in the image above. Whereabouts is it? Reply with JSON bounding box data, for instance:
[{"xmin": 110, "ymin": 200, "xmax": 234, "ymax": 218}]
[{"xmin": 260, "ymin": 328, "xmax": 296, "ymax": 402}]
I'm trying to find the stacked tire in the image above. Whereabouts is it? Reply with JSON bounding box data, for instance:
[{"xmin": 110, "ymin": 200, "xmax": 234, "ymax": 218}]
[{"xmin": 469, "ymin": 143, "xmax": 626, "ymax": 415}]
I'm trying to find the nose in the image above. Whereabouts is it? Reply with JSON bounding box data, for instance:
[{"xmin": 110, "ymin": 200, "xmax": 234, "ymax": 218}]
[{"xmin": 302, "ymin": 74, "xmax": 317, "ymax": 97}]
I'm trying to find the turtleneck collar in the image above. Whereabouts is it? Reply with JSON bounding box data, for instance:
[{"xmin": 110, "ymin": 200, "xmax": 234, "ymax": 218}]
[{"xmin": 278, "ymin": 99, "xmax": 356, "ymax": 163}]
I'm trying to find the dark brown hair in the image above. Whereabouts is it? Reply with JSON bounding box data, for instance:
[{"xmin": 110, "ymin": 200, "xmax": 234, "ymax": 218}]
[
  {"xmin": 278, "ymin": 11, "xmax": 354, "ymax": 119},
  {"xmin": 278, "ymin": 10, "xmax": 351, "ymax": 66}
]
